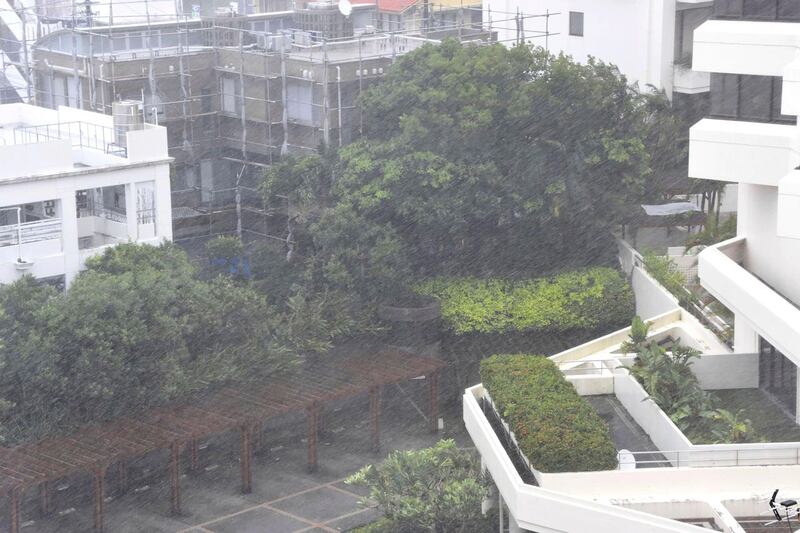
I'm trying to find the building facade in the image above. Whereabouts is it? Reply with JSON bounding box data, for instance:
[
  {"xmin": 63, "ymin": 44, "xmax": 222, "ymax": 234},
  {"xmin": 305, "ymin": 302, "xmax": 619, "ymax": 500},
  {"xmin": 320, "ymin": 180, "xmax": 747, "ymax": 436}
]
[
  {"xmin": 0, "ymin": 102, "xmax": 172, "ymax": 286},
  {"xmin": 483, "ymin": 0, "xmax": 712, "ymax": 104},
  {"xmin": 690, "ymin": 0, "xmax": 800, "ymax": 419}
]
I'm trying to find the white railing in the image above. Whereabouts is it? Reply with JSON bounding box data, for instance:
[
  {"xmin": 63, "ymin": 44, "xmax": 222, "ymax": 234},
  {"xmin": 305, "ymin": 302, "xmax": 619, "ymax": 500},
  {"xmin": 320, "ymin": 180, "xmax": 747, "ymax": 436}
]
[
  {"xmin": 0, "ymin": 218, "xmax": 62, "ymax": 247},
  {"xmin": 12, "ymin": 122, "xmax": 122, "ymax": 156},
  {"xmin": 619, "ymin": 446, "xmax": 800, "ymax": 469}
]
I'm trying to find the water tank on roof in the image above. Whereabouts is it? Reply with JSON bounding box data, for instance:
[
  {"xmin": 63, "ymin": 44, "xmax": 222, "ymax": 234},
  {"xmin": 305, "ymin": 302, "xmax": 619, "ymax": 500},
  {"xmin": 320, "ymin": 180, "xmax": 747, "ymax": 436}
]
[{"xmin": 112, "ymin": 100, "xmax": 143, "ymax": 149}]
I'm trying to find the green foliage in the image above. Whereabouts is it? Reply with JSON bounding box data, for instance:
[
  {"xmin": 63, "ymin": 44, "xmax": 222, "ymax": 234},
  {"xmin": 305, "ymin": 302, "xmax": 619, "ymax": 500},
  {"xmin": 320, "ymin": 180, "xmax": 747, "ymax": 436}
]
[
  {"xmin": 622, "ymin": 317, "xmax": 756, "ymax": 444},
  {"xmin": 0, "ymin": 243, "xmax": 339, "ymax": 444},
  {"xmin": 686, "ymin": 214, "xmax": 737, "ymax": 248},
  {"xmin": 345, "ymin": 439, "xmax": 491, "ymax": 533},
  {"xmin": 642, "ymin": 252, "xmax": 699, "ymax": 307},
  {"xmin": 480, "ymin": 355, "xmax": 618, "ymax": 472},
  {"xmin": 415, "ymin": 267, "xmax": 633, "ymax": 335},
  {"xmin": 263, "ymin": 41, "xmax": 684, "ymax": 283},
  {"xmin": 205, "ymin": 235, "xmax": 244, "ymax": 260}
]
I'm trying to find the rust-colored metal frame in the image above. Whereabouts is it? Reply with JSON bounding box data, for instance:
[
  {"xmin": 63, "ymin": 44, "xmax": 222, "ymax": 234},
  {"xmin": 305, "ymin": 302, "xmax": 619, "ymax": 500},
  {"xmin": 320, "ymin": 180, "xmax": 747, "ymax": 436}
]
[{"xmin": 0, "ymin": 352, "xmax": 444, "ymax": 533}]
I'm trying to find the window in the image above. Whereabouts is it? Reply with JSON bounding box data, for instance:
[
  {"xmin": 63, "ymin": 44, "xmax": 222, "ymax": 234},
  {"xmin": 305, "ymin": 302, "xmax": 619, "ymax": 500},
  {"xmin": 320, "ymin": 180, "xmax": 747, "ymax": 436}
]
[
  {"xmin": 710, "ymin": 73, "xmax": 738, "ymax": 118},
  {"xmin": 714, "ymin": 0, "xmax": 800, "ymax": 20},
  {"xmin": 569, "ymin": 11, "xmax": 584, "ymax": 37},
  {"xmin": 710, "ymin": 73, "xmax": 794, "ymax": 123},
  {"xmin": 739, "ymin": 75, "xmax": 772, "ymax": 120},
  {"xmin": 742, "ymin": 0, "xmax": 777, "ymax": 18},
  {"xmin": 220, "ymin": 76, "xmax": 240, "ymax": 115}
]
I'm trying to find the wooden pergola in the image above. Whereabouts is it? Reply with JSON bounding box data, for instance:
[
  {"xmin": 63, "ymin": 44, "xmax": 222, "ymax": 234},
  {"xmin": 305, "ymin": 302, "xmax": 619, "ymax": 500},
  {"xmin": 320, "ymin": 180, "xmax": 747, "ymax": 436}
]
[{"xmin": 0, "ymin": 351, "xmax": 445, "ymax": 533}]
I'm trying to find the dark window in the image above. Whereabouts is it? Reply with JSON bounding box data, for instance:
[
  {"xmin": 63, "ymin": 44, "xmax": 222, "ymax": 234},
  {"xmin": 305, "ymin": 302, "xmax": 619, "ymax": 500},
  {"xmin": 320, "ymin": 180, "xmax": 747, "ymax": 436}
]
[
  {"xmin": 569, "ymin": 11, "xmax": 584, "ymax": 36},
  {"xmin": 710, "ymin": 73, "xmax": 795, "ymax": 123},
  {"xmin": 739, "ymin": 75, "xmax": 772, "ymax": 120},
  {"xmin": 714, "ymin": 0, "xmax": 800, "ymax": 20},
  {"xmin": 714, "ymin": 0, "xmax": 743, "ymax": 17},
  {"xmin": 710, "ymin": 73, "xmax": 738, "ymax": 118},
  {"xmin": 778, "ymin": 0, "xmax": 800, "ymax": 19},
  {"xmin": 743, "ymin": 0, "xmax": 777, "ymax": 18}
]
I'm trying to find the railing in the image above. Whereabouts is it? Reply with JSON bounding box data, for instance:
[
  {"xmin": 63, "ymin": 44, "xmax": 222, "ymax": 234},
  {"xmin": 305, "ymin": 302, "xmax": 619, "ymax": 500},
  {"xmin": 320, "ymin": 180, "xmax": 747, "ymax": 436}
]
[
  {"xmin": 78, "ymin": 207, "xmax": 127, "ymax": 224},
  {"xmin": 556, "ymin": 360, "xmax": 616, "ymax": 376},
  {"xmin": 0, "ymin": 218, "xmax": 62, "ymax": 247},
  {"xmin": 137, "ymin": 208, "xmax": 156, "ymax": 225},
  {"xmin": 619, "ymin": 446, "xmax": 800, "ymax": 469},
  {"xmin": 480, "ymin": 394, "xmax": 539, "ymax": 485},
  {"xmin": 12, "ymin": 122, "xmax": 123, "ymax": 156}
]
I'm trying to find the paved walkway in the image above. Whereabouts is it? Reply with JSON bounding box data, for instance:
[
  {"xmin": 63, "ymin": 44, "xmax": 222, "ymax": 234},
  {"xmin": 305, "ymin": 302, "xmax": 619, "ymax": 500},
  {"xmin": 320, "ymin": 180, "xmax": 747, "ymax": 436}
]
[{"xmin": 23, "ymin": 385, "xmax": 467, "ymax": 533}]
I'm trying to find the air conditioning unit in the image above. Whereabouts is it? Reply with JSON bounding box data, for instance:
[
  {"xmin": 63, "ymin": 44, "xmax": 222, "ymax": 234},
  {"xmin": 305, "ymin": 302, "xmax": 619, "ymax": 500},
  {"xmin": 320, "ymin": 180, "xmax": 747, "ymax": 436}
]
[{"xmin": 256, "ymin": 33, "xmax": 268, "ymax": 49}]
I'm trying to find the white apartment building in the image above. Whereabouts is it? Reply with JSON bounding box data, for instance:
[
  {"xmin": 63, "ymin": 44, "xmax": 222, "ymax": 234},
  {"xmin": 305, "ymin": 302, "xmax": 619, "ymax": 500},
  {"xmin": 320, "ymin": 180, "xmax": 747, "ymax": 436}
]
[
  {"xmin": 483, "ymin": 0, "xmax": 712, "ymax": 100},
  {"xmin": 0, "ymin": 102, "xmax": 172, "ymax": 287},
  {"xmin": 465, "ymin": 2, "xmax": 800, "ymax": 531}
]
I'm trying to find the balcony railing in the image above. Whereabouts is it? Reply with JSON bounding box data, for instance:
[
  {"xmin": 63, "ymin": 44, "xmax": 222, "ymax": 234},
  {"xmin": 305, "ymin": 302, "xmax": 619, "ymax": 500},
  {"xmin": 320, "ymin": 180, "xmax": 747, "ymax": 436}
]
[
  {"xmin": 0, "ymin": 218, "xmax": 62, "ymax": 247},
  {"xmin": 12, "ymin": 122, "xmax": 124, "ymax": 156}
]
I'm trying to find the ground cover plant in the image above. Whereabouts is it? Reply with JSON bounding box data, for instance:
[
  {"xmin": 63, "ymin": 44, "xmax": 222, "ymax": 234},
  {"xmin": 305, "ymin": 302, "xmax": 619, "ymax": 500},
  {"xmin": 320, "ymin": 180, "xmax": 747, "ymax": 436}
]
[
  {"xmin": 415, "ymin": 267, "xmax": 633, "ymax": 336},
  {"xmin": 480, "ymin": 355, "xmax": 617, "ymax": 472}
]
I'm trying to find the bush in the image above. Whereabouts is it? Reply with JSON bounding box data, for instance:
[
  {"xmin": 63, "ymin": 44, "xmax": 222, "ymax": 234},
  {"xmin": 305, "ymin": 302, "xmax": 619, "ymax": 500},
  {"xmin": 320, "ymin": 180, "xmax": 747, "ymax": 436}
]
[
  {"xmin": 480, "ymin": 355, "xmax": 617, "ymax": 473},
  {"xmin": 345, "ymin": 440, "xmax": 492, "ymax": 533},
  {"xmin": 415, "ymin": 267, "xmax": 633, "ymax": 336}
]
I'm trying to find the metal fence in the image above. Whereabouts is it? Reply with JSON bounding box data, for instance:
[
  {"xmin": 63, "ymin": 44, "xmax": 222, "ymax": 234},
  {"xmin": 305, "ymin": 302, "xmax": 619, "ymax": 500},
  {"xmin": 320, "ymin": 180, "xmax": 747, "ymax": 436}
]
[{"xmin": 619, "ymin": 447, "xmax": 800, "ymax": 469}]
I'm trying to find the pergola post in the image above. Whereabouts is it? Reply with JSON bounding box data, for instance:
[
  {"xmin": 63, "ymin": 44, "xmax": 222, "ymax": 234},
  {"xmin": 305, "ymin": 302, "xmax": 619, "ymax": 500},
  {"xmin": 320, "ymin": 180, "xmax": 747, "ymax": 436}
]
[
  {"xmin": 240, "ymin": 425, "xmax": 253, "ymax": 494},
  {"xmin": 189, "ymin": 438, "xmax": 199, "ymax": 473},
  {"xmin": 93, "ymin": 466, "xmax": 106, "ymax": 533},
  {"xmin": 39, "ymin": 481, "xmax": 52, "ymax": 516},
  {"xmin": 369, "ymin": 386, "xmax": 382, "ymax": 453},
  {"xmin": 307, "ymin": 402, "xmax": 320, "ymax": 473},
  {"xmin": 428, "ymin": 371, "xmax": 440, "ymax": 434},
  {"xmin": 9, "ymin": 488, "xmax": 21, "ymax": 533},
  {"xmin": 117, "ymin": 461, "xmax": 128, "ymax": 496},
  {"xmin": 169, "ymin": 441, "xmax": 181, "ymax": 515}
]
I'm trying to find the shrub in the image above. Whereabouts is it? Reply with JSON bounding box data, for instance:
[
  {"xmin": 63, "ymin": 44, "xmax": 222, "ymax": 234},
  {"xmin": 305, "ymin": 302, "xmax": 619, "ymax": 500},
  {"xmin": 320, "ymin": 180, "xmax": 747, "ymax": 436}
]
[
  {"xmin": 480, "ymin": 355, "xmax": 617, "ymax": 473},
  {"xmin": 345, "ymin": 439, "xmax": 491, "ymax": 533},
  {"xmin": 415, "ymin": 267, "xmax": 633, "ymax": 336}
]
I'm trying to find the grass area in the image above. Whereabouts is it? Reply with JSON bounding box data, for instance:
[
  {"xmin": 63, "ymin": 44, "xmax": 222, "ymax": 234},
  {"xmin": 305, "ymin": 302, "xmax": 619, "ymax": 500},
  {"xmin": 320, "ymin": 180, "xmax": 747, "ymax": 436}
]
[{"xmin": 707, "ymin": 389, "xmax": 800, "ymax": 443}]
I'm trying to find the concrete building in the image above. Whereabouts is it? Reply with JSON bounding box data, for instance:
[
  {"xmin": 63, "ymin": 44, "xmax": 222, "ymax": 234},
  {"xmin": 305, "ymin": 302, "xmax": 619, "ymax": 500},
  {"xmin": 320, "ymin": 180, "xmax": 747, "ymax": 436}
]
[
  {"xmin": 0, "ymin": 102, "xmax": 172, "ymax": 286},
  {"xmin": 27, "ymin": 2, "xmax": 490, "ymax": 240},
  {"xmin": 465, "ymin": 2, "xmax": 800, "ymax": 531},
  {"xmin": 483, "ymin": 0, "xmax": 713, "ymax": 106}
]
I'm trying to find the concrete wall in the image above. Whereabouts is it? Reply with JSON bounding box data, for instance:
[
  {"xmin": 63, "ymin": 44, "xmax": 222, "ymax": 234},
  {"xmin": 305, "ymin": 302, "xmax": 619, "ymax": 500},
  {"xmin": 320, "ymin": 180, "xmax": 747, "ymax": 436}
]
[
  {"xmin": 484, "ymin": 0, "xmax": 677, "ymax": 94},
  {"xmin": 632, "ymin": 266, "xmax": 681, "ymax": 320},
  {"xmin": 613, "ymin": 370, "xmax": 692, "ymax": 462},
  {"xmin": 691, "ymin": 352, "xmax": 759, "ymax": 390}
]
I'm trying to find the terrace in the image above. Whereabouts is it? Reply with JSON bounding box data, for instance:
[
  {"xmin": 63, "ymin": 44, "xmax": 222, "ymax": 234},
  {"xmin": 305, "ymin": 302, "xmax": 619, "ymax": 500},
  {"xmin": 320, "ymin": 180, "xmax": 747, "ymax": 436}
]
[{"xmin": 464, "ymin": 310, "xmax": 800, "ymax": 532}]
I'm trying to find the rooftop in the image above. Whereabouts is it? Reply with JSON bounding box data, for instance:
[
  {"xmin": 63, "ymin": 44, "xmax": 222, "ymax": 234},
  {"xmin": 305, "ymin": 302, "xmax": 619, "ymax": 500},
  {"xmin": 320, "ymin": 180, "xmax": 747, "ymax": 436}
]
[{"xmin": 0, "ymin": 104, "xmax": 170, "ymax": 182}]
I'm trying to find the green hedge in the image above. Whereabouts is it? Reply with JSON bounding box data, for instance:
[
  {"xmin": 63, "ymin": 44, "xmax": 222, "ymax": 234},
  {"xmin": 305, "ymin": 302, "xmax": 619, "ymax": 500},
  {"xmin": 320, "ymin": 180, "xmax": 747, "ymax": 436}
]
[
  {"xmin": 480, "ymin": 355, "xmax": 617, "ymax": 473},
  {"xmin": 415, "ymin": 267, "xmax": 633, "ymax": 336}
]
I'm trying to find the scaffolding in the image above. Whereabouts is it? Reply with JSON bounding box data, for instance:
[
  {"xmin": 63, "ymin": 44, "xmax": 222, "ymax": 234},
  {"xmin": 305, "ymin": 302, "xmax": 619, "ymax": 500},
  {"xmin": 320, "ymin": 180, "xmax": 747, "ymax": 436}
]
[{"xmin": 1, "ymin": 1, "xmax": 557, "ymax": 242}]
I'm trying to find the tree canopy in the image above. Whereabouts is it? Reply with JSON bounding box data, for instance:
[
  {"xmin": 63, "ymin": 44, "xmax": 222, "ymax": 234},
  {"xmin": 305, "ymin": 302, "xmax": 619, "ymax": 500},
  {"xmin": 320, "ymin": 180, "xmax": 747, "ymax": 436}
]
[
  {"xmin": 263, "ymin": 41, "xmax": 688, "ymax": 293},
  {"xmin": 0, "ymin": 243, "xmax": 302, "ymax": 444}
]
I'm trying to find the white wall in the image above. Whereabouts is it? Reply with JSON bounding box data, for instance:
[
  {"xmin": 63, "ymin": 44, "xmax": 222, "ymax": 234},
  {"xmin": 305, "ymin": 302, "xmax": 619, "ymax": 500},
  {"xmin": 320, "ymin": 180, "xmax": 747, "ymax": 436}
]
[
  {"xmin": 632, "ymin": 266, "xmax": 681, "ymax": 320},
  {"xmin": 691, "ymin": 352, "xmax": 758, "ymax": 390},
  {"xmin": 484, "ymin": 0, "xmax": 677, "ymax": 94}
]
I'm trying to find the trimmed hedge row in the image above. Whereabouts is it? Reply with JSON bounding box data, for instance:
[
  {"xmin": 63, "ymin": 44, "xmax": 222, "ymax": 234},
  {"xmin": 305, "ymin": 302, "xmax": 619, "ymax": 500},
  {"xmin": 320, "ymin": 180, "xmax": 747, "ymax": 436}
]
[
  {"xmin": 480, "ymin": 355, "xmax": 617, "ymax": 473},
  {"xmin": 415, "ymin": 267, "xmax": 633, "ymax": 335}
]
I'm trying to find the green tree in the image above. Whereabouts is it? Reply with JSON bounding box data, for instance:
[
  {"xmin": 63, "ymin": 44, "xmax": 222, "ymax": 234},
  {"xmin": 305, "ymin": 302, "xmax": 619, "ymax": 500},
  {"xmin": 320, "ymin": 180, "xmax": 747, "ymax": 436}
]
[{"xmin": 346, "ymin": 439, "xmax": 491, "ymax": 533}]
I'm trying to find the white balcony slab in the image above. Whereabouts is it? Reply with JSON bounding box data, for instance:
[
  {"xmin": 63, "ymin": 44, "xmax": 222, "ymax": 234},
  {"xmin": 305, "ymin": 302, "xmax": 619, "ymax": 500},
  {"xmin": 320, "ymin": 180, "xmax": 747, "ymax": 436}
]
[
  {"xmin": 693, "ymin": 20, "xmax": 800, "ymax": 77},
  {"xmin": 689, "ymin": 119, "xmax": 799, "ymax": 186}
]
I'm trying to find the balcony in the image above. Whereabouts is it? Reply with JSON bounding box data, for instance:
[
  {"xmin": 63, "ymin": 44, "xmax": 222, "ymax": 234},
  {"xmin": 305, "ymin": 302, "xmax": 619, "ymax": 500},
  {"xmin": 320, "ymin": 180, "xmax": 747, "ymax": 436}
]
[
  {"xmin": 693, "ymin": 19, "xmax": 800, "ymax": 77},
  {"xmin": 698, "ymin": 236, "xmax": 800, "ymax": 362},
  {"xmin": 673, "ymin": 64, "xmax": 710, "ymax": 94},
  {"xmin": 688, "ymin": 118, "xmax": 799, "ymax": 185}
]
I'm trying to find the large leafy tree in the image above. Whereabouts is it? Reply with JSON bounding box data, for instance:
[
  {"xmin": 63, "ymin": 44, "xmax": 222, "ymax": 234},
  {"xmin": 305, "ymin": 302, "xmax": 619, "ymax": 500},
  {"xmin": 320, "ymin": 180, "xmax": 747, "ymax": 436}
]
[
  {"xmin": 0, "ymin": 243, "xmax": 300, "ymax": 443},
  {"xmin": 264, "ymin": 41, "xmax": 687, "ymax": 283}
]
